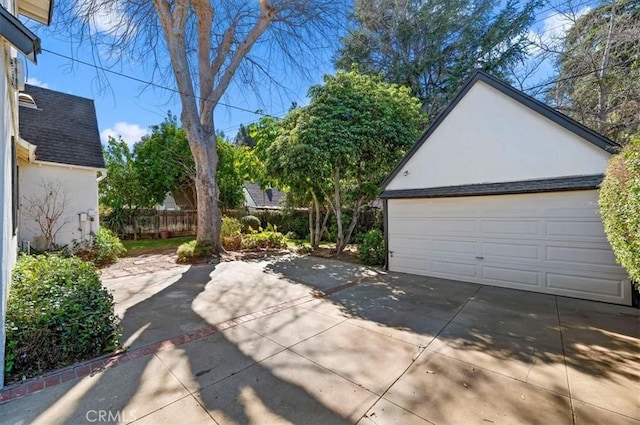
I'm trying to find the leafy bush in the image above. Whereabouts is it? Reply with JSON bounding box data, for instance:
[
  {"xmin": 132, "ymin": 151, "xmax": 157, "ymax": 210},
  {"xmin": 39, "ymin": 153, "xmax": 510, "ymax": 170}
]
[
  {"xmin": 600, "ymin": 137, "xmax": 640, "ymax": 288},
  {"xmin": 221, "ymin": 216, "xmax": 242, "ymax": 237},
  {"xmin": 359, "ymin": 229, "xmax": 385, "ymax": 266},
  {"xmin": 73, "ymin": 228, "xmax": 126, "ymax": 266},
  {"xmin": 221, "ymin": 235, "xmax": 242, "ymax": 251},
  {"xmin": 176, "ymin": 241, "xmax": 213, "ymax": 263},
  {"xmin": 253, "ymin": 210, "xmax": 310, "ymax": 239},
  {"xmin": 93, "ymin": 228, "xmax": 126, "ymax": 265},
  {"xmin": 240, "ymin": 215, "xmax": 261, "ymax": 233},
  {"xmin": 241, "ymin": 231, "xmax": 288, "ymax": 250},
  {"xmin": 5, "ymin": 255, "xmax": 121, "ymax": 382}
]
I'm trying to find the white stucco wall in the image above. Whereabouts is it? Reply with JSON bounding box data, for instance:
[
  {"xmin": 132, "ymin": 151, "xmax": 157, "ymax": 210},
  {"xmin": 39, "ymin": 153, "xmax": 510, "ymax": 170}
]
[
  {"xmin": 385, "ymin": 80, "xmax": 612, "ymax": 191},
  {"xmin": 19, "ymin": 163, "xmax": 100, "ymax": 249},
  {"xmin": 0, "ymin": 0, "xmax": 18, "ymax": 388}
]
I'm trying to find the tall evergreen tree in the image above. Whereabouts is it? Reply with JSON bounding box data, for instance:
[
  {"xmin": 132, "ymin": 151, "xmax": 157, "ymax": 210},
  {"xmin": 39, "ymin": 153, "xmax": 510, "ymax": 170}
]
[
  {"xmin": 549, "ymin": 0, "xmax": 640, "ymax": 144},
  {"xmin": 335, "ymin": 0, "xmax": 541, "ymax": 118}
]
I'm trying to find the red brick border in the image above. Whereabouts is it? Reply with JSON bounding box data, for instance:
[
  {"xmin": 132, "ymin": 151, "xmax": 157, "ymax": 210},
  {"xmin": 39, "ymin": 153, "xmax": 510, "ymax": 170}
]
[{"xmin": 0, "ymin": 293, "xmax": 322, "ymax": 404}]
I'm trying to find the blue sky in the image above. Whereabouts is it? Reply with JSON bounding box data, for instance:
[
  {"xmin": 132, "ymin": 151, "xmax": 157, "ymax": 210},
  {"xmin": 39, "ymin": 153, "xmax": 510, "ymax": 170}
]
[{"xmin": 21, "ymin": 2, "xmax": 590, "ymax": 148}]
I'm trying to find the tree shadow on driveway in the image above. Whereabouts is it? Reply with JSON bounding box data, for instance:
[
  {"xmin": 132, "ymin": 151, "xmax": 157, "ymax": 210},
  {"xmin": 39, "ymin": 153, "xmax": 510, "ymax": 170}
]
[{"xmin": 1, "ymin": 261, "xmax": 366, "ymax": 424}]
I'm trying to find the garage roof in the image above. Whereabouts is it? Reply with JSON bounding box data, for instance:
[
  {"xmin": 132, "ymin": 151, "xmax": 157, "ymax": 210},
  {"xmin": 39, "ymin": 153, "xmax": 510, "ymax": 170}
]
[
  {"xmin": 380, "ymin": 174, "xmax": 604, "ymax": 199},
  {"xmin": 381, "ymin": 71, "xmax": 620, "ymax": 192}
]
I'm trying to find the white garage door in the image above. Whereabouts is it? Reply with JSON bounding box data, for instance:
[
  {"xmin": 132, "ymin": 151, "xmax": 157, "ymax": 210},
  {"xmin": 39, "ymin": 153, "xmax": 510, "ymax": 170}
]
[{"xmin": 387, "ymin": 190, "xmax": 631, "ymax": 305}]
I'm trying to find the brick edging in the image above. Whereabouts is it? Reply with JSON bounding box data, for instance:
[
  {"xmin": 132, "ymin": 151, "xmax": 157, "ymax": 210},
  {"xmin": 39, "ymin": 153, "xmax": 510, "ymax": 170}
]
[{"xmin": 0, "ymin": 294, "xmax": 317, "ymax": 404}]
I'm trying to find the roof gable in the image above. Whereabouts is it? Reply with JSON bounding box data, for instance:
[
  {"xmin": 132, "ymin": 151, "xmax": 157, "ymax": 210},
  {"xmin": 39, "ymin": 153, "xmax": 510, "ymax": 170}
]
[
  {"xmin": 382, "ymin": 71, "xmax": 619, "ymax": 192},
  {"xmin": 19, "ymin": 84, "xmax": 105, "ymax": 169}
]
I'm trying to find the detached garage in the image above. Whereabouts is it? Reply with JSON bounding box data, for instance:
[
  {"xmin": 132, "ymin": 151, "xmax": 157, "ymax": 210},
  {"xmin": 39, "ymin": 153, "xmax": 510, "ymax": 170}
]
[{"xmin": 380, "ymin": 71, "xmax": 632, "ymax": 306}]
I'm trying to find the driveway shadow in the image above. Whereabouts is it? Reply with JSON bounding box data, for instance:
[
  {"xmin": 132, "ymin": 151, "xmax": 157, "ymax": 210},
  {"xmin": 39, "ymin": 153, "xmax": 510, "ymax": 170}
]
[{"xmin": 1, "ymin": 262, "xmax": 360, "ymax": 424}]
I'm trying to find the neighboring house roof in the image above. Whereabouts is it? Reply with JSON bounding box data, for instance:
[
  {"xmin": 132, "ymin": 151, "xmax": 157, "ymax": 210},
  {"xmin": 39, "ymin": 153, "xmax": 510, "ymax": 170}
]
[
  {"xmin": 380, "ymin": 71, "xmax": 620, "ymax": 192},
  {"xmin": 380, "ymin": 174, "xmax": 604, "ymax": 199},
  {"xmin": 244, "ymin": 182, "xmax": 286, "ymax": 209},
  {"xmin": 19, "ymin": 84, "xmax": 105, "ymax": 169}
]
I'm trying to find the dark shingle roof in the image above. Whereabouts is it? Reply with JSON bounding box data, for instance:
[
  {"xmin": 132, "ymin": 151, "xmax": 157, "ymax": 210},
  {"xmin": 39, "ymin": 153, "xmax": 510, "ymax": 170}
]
[
  {"xmin": 244, "ymin": 182, "xmax": 286, "ymax": 208},
  {"xmin": 380, "ymin": 175, "xmax": 604, "ymax": 199},
  {"xmin": 380, "ymin": 71, "xmax": 620, "ymax": 191},
  {"xmin": 19, "ymin": 84, "xmax": 105, "ymax": 169}
]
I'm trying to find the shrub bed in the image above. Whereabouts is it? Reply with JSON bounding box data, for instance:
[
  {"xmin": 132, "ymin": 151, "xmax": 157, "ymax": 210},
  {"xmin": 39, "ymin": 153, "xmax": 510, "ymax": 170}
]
[
  {"xmin": 176, "ymin": 241, "xmax": 213, "ymax": 263},
  {"xmin": 359, "ymin": 229, "xmax": 385, "ymax": 266},
  {"xmin": 5, "ymin": 255, "xmax": 121, "ymax": 382},
  {"xmin": 241, "ymin": 231, "xmax": 288, "ymax": 250},
  {"xmin": 73, "ymin": 228, "xmax": 126, "ymax": 266}
]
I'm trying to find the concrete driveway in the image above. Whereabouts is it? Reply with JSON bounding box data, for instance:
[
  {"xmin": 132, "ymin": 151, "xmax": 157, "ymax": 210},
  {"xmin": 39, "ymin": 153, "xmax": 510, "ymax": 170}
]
[{"xmin": 1, "ymin": 255, "xmax": 638, "ymax": 424}]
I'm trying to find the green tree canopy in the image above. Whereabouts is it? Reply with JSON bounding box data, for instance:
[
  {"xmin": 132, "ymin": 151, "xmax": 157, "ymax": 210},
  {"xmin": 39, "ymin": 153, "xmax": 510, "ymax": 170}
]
[
  {"xmin": 270, "ymin": 70, "xmax": 425, "ymax": 251},
  {"xmin": 100, "ymin": 137, "xmax": 155, "ymax": 211},
  {"xmin": 335, "ymin": 0, "xmax": 540, "ymax": 118}
]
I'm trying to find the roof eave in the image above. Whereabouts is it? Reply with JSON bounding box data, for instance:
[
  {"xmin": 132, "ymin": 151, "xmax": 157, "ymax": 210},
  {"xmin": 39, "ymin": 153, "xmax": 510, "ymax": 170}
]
[
  {"xmin": 0, "ymin": 5, "xmax": 41, "ymax": 63},
  {"xmin": 18, "ymin": 0, "xmax": 54, "ymax": 26}
]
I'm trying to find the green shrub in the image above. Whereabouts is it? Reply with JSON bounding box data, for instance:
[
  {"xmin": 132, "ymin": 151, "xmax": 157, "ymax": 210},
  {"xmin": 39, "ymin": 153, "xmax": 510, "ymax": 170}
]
[
  {"xmin": 176, "ymin": 240, "xmax": 214, "ymax": 263},
  {"xmin": 240, "ymin": 215, "xmax": 261, "ymax": 233},
  {"xmin": 73, "ymin": 228, "xmax": 126, "ymax": 266},
  {"xmin": 221, "ymin": 216, "xmax": 242, "ymax": 237},
  {"xmin": 241, "ymin": 231, "xmax": 288, "ymax": 250},
  {"xmin": 359, "ymin": 229, "xmax": 385, "ymax": 266},
  {"xmin": 93, "ymin": 228, "xmax": 126, "ymax": 265},
  {"xmin": 600, "ymin": 137, "xmax": 640, "ymax": 288},
  {"xmin": 5, "ymin": 255, "xmax": 121, "ymax": 382},
  {"xmin": 253, "ymin": 210, "xmax": 310, "ymax": 238}
]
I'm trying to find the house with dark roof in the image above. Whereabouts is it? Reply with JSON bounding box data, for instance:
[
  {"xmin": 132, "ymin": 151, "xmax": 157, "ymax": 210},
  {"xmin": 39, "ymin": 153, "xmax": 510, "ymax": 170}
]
[
  {"xmin": 243, "ymin": 182, "xmax": 286, "ymax": 211},
  {"xmin": 17, "ymin": 84, "xmax": 105, "ymax": 250},
  {"xmin": 381, "ymin": 71, "xmax": 632, "ymax": 306},
  {"xmin": 0, "ymin": 0, "xmax": 53, "ymax": 387}
]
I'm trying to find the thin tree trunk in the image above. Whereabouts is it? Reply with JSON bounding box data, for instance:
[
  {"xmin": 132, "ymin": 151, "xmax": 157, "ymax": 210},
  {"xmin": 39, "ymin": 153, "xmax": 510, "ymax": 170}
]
[
  {"xmin": 311, "ymin": 190, "xmax": 322, "ymax": 249},
  {"xmin": 597, "ymin": 0, "xmax": 616, "ymax": 133},
  {"xmin": 308, "ymin": 206, "xmax": 314, "ymax": 246},
  {"xmin": 320, "ymin": 209, "xmax": 331, "ymax": 241},
  {"xmin": 333, "ymin": 167, "xmax": 344, "ymax": 253},
  {"xmin": 343, "ymin": 196, "xmax": 365, "ymax": 250}
]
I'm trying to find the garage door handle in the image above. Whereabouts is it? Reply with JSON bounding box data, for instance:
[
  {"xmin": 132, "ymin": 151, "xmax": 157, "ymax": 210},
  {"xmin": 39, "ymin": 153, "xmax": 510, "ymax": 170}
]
[{"xmin": 476, "ymin": 256, "xmax": 484, "ymax": 260}]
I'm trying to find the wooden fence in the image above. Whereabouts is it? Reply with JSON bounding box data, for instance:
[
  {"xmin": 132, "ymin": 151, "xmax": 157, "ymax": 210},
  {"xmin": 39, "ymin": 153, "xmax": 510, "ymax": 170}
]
[{"xmin": 113, "ymin": 210, "xmax": 199, "ymax": 239}]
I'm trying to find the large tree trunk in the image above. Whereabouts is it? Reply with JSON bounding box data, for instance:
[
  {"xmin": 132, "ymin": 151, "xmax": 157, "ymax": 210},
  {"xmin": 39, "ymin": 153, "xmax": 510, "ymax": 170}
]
[
  {"xmin": 182, "ymin": 116, "xmax": 224, "ymax": 254},
  {"xmin": 310, "ymin": 190, "xmax": 322, "ymax": 249}
]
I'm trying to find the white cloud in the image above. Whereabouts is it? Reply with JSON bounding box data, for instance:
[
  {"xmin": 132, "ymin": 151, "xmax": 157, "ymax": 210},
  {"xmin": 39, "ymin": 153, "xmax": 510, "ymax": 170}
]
[
  {"xmin": 75, "ymin": 1, "xmax": 131, "ymax": 37},
  {"xmin": 101, "ymin": 122, "xmax": 149, "ymax": 147},
  {"xmin": 26, "ymin": 77, "xmax": 49, "ymax": 88},
  {"xmin": 527, "ymin": 7, "xmax": 591, "ymax": 54}
]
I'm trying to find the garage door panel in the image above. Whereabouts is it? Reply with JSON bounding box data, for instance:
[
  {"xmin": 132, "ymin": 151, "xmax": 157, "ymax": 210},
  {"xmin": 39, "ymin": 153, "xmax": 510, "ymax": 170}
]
[
  {"xmin": 432, "ymin": 239, "xmax": 477, "ymax": 255},
  {"xmin": 481, "ymin": 242, "xmax": 540, "ymax": 261},
  {"xmin": 546, "ymin": 246, "xmax": 618, "ymax": 267},
  {"xmin": 481, "ymin": 220, "xmax": 540, "ymax": 236},
  {"xmin": 388, "ymin": 236, "xmax": 427, "ymax": 251},
  {"xmin": 390, "ymin": 257, "xmax": 427, "ymax": 274},
  {"xmin": 546, "ymin": 273, "xmax": 625, "ymax": 299},
  {"xmin": 546, "ymin": 220, "xmax": 607, "ymax": 240},
  {"xmin": 432, "ymin": 260, "xmax": 476, "ymax": 278},
  {"xmin": 387, "ymin": 191, "xmax": 631, "ymax": 305},
  {"xmin": 428, "ymin": 219, "xmax": 477, "ymax": 235},
  {"xmin": 481, "ymin": 266, "xmax": 541, "ymax": 287}
]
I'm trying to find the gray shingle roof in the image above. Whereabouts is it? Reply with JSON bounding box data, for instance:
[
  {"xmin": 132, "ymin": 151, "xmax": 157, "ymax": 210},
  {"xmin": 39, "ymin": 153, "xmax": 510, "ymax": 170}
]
[
  {"xmin": 19, "ymin": 84, "xmax": 105, "ymax": 169},
  {"xmin": 244, "ymin": 182, "xmax": 286, "ymax": 208},
  {"xmin": 380, "ymin": 175, "xmax": 604, "ymax": 199}
]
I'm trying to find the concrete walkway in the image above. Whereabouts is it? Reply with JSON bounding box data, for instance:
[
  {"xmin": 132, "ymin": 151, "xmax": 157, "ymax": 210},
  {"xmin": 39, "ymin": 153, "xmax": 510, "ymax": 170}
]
[{"xmin": 0, "ymin": 255, "xmax": 638, "ymax": 424}]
